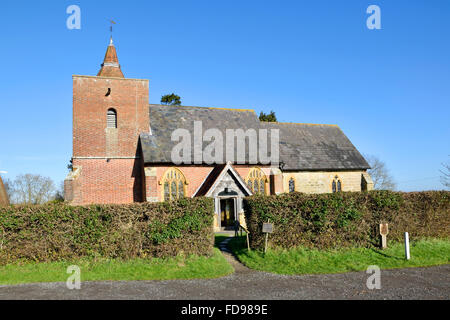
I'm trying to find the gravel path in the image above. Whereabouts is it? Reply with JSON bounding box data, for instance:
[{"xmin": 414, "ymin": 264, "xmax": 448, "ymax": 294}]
[{"xmin": 0, "ymin": 238, "xmax": 448, "ymax": 300}]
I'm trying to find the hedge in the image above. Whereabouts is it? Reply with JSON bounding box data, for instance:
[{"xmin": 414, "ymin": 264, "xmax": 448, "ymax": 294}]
[
  {"xmin": 0, "ymin": 197, "xmax": 214, "ymax": 265},
  {"xmin": 244, "ymin": 191, "xmax": 450, "ymax": 250}
]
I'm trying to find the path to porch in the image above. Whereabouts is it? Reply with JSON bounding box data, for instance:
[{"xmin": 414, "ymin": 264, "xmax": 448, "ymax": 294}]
[{"xmin": 216, "ymin": 233, "xmax": 253, "ymax": 275}]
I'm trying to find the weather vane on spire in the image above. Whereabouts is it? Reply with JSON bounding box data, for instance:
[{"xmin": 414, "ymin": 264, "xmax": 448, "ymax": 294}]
[{"xmin": 108, "ymin": 19, "xmax": 116, "ymax": 38}]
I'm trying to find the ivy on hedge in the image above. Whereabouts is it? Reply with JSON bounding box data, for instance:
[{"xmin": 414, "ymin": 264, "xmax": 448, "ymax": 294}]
[
  {"xmin": 0, "ymin": 197, "xmax": 215, "ymax": 265},
  {"xmin": 244, "ymin": 191, "xmax": 449, "ymax": 250}
]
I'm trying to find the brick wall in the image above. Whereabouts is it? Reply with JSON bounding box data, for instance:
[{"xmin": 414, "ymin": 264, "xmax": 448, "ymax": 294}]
[
  {"xmin": 66, "ymin": 75, "xmax": 149, "ymax": 205},
  {"xmin": 72, "ymin": 75, "xmax": 149, "ymax": 157},
  {"xmin": 143, "ymin": 164, "xmax": 274, "ymax": 201},
  {"xmin": 70, "ymin": 158, "xmax": 143, "ymax": 205}
]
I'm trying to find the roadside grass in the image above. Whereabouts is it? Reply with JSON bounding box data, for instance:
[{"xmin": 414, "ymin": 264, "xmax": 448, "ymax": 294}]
[
  {"xmin": 229, "ymin": 237, "xmax": 450, "ymax": 275},
  {"xmin": 0, "ymin": 248, "xmax": 234, "ymax": 285}
]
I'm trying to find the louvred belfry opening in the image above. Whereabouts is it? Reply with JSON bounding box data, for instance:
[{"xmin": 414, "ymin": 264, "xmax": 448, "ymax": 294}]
[{"xmin": 97, "ymin": 37, "xmax": 124, "ymax": 78}]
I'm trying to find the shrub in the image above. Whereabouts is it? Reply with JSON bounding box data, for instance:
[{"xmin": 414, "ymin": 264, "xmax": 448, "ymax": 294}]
[
  {"xmin": 0, "ymin": 197, "xmax": 214, "ymax": 265},
  {"xmin": 244, "ymin": 191, "xmax": 450, "ymax": 250}
]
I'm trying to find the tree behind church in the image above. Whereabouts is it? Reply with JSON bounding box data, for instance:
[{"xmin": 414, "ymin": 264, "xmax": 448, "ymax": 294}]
[
  {"xmin": 2, "ymin": 178, "xmax": 11, "ymax": 195},
  {"xmin": 365, "ymin": 155, "xmax": 396, "ymax": 190},
  {"xmin": 440, "ymin": 158, "xmax": 450, "ymax": 189},
  {"xmin": 6, "ymin": 174, "xmax": 57, "ymax": 204},
  {"xmin": 161, "ymin": 93, "xmax": 181, "ymax": 106},
  {"xmin": 259, "ymin": 110, "xmax": 277, "ymax": 122}
]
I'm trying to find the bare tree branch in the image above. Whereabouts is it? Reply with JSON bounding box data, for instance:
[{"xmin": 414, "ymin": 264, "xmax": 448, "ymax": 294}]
[
  {"xmin": 54, "ymin": 181, "xmax": 65, "ymax": 202},
  {"xmin": 7, "ymin": 174, "xmax": 56, "ymax": 205},
  {"xmin": 364, "ymin": 154, "xmax": 397, "ymax": 190},
  {"xmin": 440, "ymin": 158, "xmax": 450, "ymax": 189},
  {"xmin": 2, "ymin": 177, "xmax": 12, "ymax": 198}
]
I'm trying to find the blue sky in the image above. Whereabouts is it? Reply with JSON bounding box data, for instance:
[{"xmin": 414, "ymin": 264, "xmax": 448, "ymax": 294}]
[{"xmin": 0, "ymin": 0, "xmax": 449, "ymax": 191}]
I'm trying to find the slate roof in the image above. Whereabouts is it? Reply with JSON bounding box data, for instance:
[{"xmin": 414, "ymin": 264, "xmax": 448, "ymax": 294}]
[
  {"xmin": 140, "ymin": 104, "xmax": 370, "ymax": 170},
  {"xmin": 260, "ymin": 122, "xmax": 370, "ymax": 170}
]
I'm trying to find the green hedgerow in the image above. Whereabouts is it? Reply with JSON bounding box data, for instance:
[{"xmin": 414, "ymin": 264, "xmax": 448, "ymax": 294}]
[
  {"xmin": 0, "ymin": 197, "xmax": 215, "ymax": 265},
  {"xmin": 244, "ymin": 190, "xmax": 450, "ymax": 251}
]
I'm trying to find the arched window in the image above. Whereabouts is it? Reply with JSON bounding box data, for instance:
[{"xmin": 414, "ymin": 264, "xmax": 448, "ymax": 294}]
[
  {"xmin": 289, "ymin": 178, "xmax": 295, "ymax": 193},
  {"xmin": 332, "ymin": 175, "xmax": 342, "ymax": 193},
  {"xmin": 160, "ymin": 168, "xmax": 187, "ymax": 201},
  {"xmin": 245, "ymin": 168, "xmax": 267, "ymax": 195},
  {"xmin": 107, "ymin": 108, "xmax": 117, "ymax": 128}
]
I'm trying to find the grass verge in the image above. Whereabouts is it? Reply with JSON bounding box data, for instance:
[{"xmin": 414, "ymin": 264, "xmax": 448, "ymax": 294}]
[
  {"xmin": 0, "ymin": 248, "xmax": 233, "ymax": 285},
  {"xmin": 229, "ymin": 237, "xmax": 450, "ymax": 275}
]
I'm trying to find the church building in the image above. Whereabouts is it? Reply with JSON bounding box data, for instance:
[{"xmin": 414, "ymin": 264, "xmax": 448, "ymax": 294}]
[{"xmin": 64, "ymin": 37, "xmax": 373, "ymax": 230}]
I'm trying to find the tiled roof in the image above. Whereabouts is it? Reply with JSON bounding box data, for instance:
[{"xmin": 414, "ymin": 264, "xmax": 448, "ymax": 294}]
[
  {"xmin": 97, "ymin": 37, "xmax": 124, "ymax": 78},
  {"xmin": 141, "ymin": 104, "xmax": 370, "ymax": 170}
]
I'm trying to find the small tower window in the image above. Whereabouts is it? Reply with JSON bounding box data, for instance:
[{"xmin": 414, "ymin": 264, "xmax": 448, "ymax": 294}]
[{"xmin": 107, "ymin": 108, "xmax": 117, "ymax": 128}]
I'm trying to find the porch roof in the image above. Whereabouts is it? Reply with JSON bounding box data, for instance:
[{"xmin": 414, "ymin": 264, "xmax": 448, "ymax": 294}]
[{"xmin": 193, "ymin": 162, "xmax": 252, "ymax": 197}]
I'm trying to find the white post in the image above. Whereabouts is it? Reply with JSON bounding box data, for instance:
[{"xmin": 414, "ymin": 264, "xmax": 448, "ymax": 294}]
[
  {"xmin": 264, "ymin": 232, "xmax": 268, "ymax": 254},
  {"xmin": 264, "ymin": 219, "xmax": 270, "ymax": 254},
  {"xmin": 404, "ymin": 232, "xmax": 410, "ymax": 260}
]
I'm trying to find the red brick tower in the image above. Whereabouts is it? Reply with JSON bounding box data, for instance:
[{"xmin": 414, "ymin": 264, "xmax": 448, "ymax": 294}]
[{"xmin": 65, "ymin": 37, "xmax": 149, "ymax": 205}]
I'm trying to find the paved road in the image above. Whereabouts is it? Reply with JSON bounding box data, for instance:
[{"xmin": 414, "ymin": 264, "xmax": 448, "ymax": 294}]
[{"xmin": 0, "ymin": 238, "xmax": 448, "ymax": 300}]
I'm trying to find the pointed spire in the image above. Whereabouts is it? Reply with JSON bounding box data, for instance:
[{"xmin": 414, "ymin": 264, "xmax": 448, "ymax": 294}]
[{"xmin": 97, "ymin": 36, "xmax": 124, "ymax": 78}]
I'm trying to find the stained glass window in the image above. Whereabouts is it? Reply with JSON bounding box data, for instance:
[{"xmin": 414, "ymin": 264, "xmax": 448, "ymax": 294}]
[
  {"xmin": 332, "ymin": 176, "xmax": 342, "ymax": 193},
  {"xmin": 164, "ymin": 182, "xmax": 170, "ymax": 201},
  {"xmin": 160, "ymin": 168, "xmax": 187, "ymax": 201},
  {"xmin": 245, "ymin": 168, "xmax": 267, "ymax": 195},
  {"xmin": 178, "ymin": 181, "xmax": 184, "ymax": 199},
  {"xmin": 289, "ymin": 178, "xmax": 295, "ymax": 193},
  {"xmin": 171, "ymin": 181, "xmax": 177, "ymax": 200},
  {"xmin": 254, "ymin": 180, "xmax": 259, "ymax": 194}
]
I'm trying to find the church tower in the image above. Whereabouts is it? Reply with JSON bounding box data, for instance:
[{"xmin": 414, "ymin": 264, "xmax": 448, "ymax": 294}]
[{"xmin": 65, "ymin": 37, "xmax": 149, "ymax": 205}]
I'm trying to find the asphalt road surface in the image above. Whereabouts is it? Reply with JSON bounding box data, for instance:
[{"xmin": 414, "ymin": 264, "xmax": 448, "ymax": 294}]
[{"xmin": 0, "ymin": 247, "xmax": 448, "ymax": 300}]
